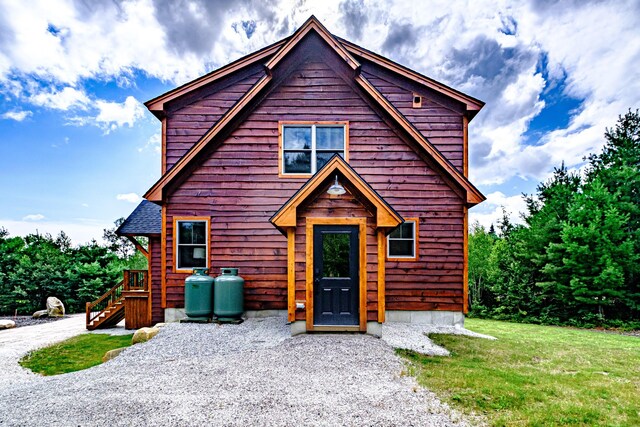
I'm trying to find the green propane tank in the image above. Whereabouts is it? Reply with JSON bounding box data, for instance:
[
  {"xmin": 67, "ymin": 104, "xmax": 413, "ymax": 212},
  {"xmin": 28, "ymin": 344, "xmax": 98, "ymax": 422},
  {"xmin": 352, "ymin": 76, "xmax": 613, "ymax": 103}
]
[
  {"xmin": 184, "ymin": 268, "xmax": 214, "ymax": 319},
  {"xmin": 213, "ymin": 268, "xmax": 244, "ymax": 321}
]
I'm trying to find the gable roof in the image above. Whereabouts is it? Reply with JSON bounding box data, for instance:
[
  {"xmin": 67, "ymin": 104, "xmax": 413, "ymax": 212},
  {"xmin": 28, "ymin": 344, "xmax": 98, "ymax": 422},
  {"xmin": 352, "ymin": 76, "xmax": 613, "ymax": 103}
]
[
  {"xmin": 270, "ymin": 154, "xmax": 404, "ymax": 230},
  {"xmin": 338, "ymin": 37, "xmax": 485, "ymax": 118},
  {"xmin": 143, "ymin": 15, "xmax": 485, "ymax": 206},
  {"xmin": 116, "ymin": 200, "xmax": 162, "ymax": 236},
  {"xmin": 145, "ymin": 38, "xmax": 288, "ymax": 118}
]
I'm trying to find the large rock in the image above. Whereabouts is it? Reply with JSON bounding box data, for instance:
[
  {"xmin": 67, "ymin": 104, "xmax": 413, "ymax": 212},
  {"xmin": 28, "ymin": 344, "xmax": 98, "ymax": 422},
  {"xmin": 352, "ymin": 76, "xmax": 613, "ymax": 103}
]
[
  {"xmin": 0, "ymin": 319, "xmax": 16, "ymax": 329},
  {"xmin": 102, "ymin": 347, "xmax": 127, "ymax": 363},
  {"xmin": 132, "ymin": 327, "xmax": 160, "ymax": 344},
  {"xmin": 46, "ymin": 297, "xmax": 65, "ymax": 317},
  {"xmin": 32, "ymin": 309, "xmax": 48, "ymax": 319}
]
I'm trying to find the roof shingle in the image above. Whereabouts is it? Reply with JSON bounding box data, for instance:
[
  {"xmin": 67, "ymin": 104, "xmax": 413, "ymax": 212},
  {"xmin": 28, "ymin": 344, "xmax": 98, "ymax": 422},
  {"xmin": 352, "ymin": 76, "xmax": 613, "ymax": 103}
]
[{"xmin": 116, "ymin": 200, "xmax": 161, "ymax": 236}]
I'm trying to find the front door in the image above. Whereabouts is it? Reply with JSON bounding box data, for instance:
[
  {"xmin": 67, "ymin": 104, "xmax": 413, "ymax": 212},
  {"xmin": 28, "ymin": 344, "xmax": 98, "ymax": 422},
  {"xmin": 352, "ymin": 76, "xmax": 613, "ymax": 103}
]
[{"xmin": 313, "ymin": 225, "xmax": 359, "ymax": 326}]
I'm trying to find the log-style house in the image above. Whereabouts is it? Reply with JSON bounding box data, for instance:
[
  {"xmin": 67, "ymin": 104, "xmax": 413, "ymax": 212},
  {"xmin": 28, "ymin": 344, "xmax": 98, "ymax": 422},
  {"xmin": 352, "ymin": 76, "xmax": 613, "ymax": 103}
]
[{"xmin": 87, "ymin": 16, "xmax": 485, "ymax": 335}]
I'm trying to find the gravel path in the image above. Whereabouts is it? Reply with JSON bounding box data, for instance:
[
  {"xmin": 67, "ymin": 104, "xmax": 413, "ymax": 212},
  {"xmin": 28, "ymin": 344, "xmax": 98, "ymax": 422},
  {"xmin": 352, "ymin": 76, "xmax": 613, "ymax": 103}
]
[
  {"xmin": 382, "ymin": 323, "xmax": 496, "ymax": 356},
  {"xmin": 0, "ymin": 314, "xmax": 87, "ymax": 387},
  {"xmin": 0, "ymin": 317, "xmax": 477, "ymax": 426},
  {"xmin": 0, "ymin": 315, "xmax": 66, "ymax": 328}
]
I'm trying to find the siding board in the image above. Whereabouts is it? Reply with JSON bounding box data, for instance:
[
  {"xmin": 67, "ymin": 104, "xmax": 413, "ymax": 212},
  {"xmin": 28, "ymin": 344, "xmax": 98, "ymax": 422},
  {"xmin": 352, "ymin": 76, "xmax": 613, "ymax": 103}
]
[{"xmin": 162, "ymin": 46, "xmax": 465, "ymax": 314}]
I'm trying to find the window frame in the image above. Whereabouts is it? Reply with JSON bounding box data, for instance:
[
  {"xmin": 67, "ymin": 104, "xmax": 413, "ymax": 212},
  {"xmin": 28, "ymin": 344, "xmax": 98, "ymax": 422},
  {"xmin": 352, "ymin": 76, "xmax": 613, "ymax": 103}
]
[
  {"xmin": 173, "ymin": 216, "xmax": 210, "ymax": 273},
  {"xmin": 386, "ymin": 218, "xmax": 419, "ymax": 261},
  {"xmin": 278, "ymin": 121, "xmax": 349, "ymax": 177}
]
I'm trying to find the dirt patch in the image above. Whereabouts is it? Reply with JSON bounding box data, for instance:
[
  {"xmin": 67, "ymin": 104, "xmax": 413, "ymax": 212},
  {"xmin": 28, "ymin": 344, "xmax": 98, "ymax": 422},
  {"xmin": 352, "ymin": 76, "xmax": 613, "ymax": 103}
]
[{"xmin": 0, "ymin": 315, "xmax": 67, "ymax": 329}]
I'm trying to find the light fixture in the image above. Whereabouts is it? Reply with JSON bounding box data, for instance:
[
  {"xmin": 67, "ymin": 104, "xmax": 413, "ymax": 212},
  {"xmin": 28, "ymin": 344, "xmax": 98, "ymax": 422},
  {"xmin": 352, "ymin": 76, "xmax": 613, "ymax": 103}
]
[
  {"xmin": 327, "ymin": 174, "xmax": 346, "ymax": 195},
  {"xmin": 193, "ymin": 247, "xmax": 206, "ymax": 259}
]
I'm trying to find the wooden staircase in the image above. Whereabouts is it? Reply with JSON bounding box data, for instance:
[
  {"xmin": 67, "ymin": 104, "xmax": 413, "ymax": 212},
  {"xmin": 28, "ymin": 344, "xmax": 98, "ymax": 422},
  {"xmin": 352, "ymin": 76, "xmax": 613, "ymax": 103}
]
[{"xmin": 86, "ymin": 270, "xmax": 148, "ymax": 330}]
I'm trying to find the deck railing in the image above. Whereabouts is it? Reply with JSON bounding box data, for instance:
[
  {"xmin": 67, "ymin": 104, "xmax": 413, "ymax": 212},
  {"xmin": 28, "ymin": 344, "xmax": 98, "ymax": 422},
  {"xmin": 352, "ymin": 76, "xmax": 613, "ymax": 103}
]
[
  {"xmin": 86, "ymin": 279, "xmax": 125, "ymax": 326},
  {"xmin": 124, "ymin": 269, "xmax": 148, "ymax": 291},
  {"xmin": 85, "ymin": 270, "xmax": 148, "ymax": 327}
]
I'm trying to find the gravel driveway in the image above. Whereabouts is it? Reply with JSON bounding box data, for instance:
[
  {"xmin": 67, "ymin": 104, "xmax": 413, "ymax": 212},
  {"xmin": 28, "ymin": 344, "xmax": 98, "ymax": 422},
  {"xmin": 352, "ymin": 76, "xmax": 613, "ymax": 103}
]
[{"xmin": 1, "ymin": 317, "xmax": 476, "ymax": 426}]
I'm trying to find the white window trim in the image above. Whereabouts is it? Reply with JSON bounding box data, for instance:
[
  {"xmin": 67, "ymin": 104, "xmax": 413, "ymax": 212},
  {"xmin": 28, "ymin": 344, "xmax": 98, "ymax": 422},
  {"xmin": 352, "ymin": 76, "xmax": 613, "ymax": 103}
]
[
  {"xmin": 281, "ymin": 124, "xmax": 346, "ymax": 175},
  {"xmin": 387, "ymin": 220, "xmax": 417, "ymax": 260},
  {"xmin": 175, "ymin": 218, "xmax": 209, "ymax": 271}
]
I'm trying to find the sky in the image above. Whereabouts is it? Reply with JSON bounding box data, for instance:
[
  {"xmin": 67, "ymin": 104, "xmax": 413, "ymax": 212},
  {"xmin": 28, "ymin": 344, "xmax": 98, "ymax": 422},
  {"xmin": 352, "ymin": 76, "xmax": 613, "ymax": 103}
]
[{"xmin": 1, "ymin": 0, "xmax": 639, "ymax": 244}]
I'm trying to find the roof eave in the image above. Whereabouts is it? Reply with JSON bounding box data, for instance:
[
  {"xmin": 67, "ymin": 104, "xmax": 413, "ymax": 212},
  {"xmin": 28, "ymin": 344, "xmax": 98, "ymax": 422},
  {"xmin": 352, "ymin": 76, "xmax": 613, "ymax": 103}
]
[{"xmin": 144, "ymin": 38, "xmax": 288, "ymax": 117}]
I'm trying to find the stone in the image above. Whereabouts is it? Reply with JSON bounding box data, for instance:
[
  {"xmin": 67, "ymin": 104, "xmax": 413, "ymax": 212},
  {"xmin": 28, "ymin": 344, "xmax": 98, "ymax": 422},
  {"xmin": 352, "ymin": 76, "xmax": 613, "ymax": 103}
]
[
  {"xmin": 102, "ymin": 347, "xmax": 127, "ymax": 363},
  {"xmin": 0, "ymin": 319, "xmax": 16, "ymax": 329},
  {"xmin": 32, "ymin": 309, "xmax": 48, "ymax": 319},
  {"xmin": 46, "ymin": 297, "xmax": 65, "ymax": 317},
  {"xmin": 132, "ymin": 327, "xmax": 160, "ymax": 344}
]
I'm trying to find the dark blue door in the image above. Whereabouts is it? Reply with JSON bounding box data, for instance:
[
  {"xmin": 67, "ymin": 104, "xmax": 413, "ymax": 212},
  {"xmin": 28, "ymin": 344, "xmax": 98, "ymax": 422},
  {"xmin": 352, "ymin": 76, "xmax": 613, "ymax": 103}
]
[{"xmin": 313, "ymin": 225, "xmax": 359, "ymax": 326}]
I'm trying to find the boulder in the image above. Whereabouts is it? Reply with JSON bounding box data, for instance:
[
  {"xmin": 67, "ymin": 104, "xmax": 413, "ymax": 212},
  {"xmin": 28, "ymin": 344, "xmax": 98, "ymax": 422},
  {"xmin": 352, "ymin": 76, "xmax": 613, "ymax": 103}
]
[
  {"xmin": 32, "ymin": 309, "xmax": 48, "ymax": 319},
  {"xmin": 46, "ymin": 297, "xmax": 65, "ymax": 317},
  {"xmin": 132, "ymin": 327, "xmax": 160, "ymax": 344},
  {"xmin": 102, "ymin": 347, "xmax": 127, "ymax": 363},
  {"xmin": 0, "ymin": 319, "xmax": 16, "ymax": 329}
]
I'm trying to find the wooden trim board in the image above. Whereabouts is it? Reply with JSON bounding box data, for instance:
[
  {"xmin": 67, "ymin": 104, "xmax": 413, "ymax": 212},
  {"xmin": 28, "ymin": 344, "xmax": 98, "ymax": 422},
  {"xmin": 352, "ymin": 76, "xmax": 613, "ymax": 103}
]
[
  {"xmin": 172, "ymin": 216, "xmax": 211, "ymax": 274},
  {"xmin": 305, "ymin": 217, "xmax": 367, "ymax": 332},
  {"xmin": 287, "ymin": 227, "xmax": 295, "ymax": 322},
  {"xmin": 377, "ymin": 229, "xmax": 386, "ymax": 323}
]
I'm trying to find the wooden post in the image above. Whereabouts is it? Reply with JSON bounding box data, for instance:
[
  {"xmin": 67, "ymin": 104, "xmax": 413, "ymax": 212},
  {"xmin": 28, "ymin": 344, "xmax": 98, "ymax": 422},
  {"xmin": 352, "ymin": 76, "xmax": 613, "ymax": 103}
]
[{"xmin": 123, "ymin": 290, "xmax": 151, "ymax": 329}]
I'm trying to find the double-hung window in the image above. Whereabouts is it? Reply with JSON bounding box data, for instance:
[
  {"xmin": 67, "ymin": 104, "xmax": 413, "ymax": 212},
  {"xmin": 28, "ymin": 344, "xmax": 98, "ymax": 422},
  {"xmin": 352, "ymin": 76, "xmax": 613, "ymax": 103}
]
[
  {"xmin": 175, "ymin": 218, "xmax": 209, "ymax": 271},
  {"xmin": 387, "ymin": 219, "xmax": 418, "ymax": 260},
  {"xmin": 281, "ymin": 123, "xmax": 347, "ymax": 175}
]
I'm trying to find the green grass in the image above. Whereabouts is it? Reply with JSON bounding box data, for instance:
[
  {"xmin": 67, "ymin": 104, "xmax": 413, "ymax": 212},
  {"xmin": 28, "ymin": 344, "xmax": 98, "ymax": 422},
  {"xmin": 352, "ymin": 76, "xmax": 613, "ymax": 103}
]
[
  {"xmin": 399, "ymin": 319, "xmax": 640, "ymax": 427},
  {"xmin": 20, "ymin": 333, "xmax": 133, "ymax": 376}
]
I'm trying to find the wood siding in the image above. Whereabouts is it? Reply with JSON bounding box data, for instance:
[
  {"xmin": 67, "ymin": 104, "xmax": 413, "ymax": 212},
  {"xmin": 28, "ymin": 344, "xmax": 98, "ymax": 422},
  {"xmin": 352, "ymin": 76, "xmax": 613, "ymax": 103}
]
[
  {"xmin": 149, "ymin": 236, "xmax": 164, "ymax": 323},
  {"xmin": 164, "ymin": 65, "xmax": 264, "ymax": 171},
  {"xmin": 361, "ymin": 61, "xmax": 466, "ymax": 173},
  {"xmin": 162, "ymin": 34, "xmax": 465, "ymax": 313}
]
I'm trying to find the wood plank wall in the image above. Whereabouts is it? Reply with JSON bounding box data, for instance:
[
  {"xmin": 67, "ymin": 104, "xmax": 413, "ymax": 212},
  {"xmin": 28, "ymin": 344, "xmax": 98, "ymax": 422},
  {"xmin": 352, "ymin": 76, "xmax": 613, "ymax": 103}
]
[
  {"xmin": 163, "ymin": 34, "xmax": 465, "ymax": 313},
  {"xmin": 148, "ymin": 236, "xmax": 164, "ymax": 323},
  {"xmin": 361, "ymin": 64, "xmax": 466, "ymax": 173},
  {"xmin": 165, "ymin": 66, "xmax": 264, "ymax": 171}
]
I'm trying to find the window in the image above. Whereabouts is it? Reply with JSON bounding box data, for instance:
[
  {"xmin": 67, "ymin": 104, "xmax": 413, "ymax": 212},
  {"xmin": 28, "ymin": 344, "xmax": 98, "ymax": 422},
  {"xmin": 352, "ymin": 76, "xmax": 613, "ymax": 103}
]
[
  {"xmin": 387, "ymin": 219, "xmax": 417, "ymax": 260},
  {"xmin": 281, "ymin": 123, "xmax": 347, "ymax": 175},
  {"xmin": 175, "ymin": 218, "xmax": 209, "ymax": 271}
]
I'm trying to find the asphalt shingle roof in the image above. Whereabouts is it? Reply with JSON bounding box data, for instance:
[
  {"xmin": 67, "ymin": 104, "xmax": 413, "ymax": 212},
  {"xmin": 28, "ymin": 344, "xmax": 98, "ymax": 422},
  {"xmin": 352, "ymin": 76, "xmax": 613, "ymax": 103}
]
[{"xmin": 116, "ymin": 200, "xmax": 161, "ymax": 235}]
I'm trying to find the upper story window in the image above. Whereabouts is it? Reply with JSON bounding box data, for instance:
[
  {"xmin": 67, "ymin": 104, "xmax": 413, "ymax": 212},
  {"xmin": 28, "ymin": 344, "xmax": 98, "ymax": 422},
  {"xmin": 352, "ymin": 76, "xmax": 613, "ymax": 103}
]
[
  {"xmin": 175, "ymin": 218, "xmax": 209, "ymax": 272},
  {"xmin": 280, "ymin": 123, "xmax": 348, "ymax": 176},
  {"xmin": 387, "ymin": 219, "xmax": 418, "ymax": 260}
]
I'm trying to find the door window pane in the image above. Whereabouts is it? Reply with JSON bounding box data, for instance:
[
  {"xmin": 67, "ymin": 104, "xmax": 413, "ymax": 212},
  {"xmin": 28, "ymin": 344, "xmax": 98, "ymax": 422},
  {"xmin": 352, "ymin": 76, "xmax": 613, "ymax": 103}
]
[{"xmin": 322, "ymin": 233, "xmax": 350, "ymax": 277}]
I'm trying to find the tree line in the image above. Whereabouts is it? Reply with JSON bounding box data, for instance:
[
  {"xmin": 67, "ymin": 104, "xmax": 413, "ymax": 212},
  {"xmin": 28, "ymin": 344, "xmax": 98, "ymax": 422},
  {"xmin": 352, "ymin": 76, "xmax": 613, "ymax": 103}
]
[
  {"xmin": 469, "ymin": 110, "xmax": 640, "ymax": 328},
  {"xmin": 0, "ymin": 220, "xmax": 146, "ymax": 315}
]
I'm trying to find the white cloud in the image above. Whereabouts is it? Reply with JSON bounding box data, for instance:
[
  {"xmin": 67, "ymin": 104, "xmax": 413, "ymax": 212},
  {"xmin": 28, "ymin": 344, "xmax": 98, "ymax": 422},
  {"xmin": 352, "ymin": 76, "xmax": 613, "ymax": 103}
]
[
  {"xmin": 139, "ymin": 133, "xmax": 161, "ymax": 153},
  {"xmin": 2, "ymin": 110, "xmax": 32, "ymax": 121},
  {"xmin": 95, "ymin": 96, "xmax": 145, "ymax": 132},
  {"xmin": 29, "ymin": 86, "xmax": 90, "ymax": 110},
  {"xmin": 22, "ymin": 213, "xmax": 45, "ymax": 221},
  {"xmin": 469, "ymin": 191, "xmax": 528, "ymax": 230},
  {"xmin": 116, "ymin": 193, "xmax": 141, "ymax": 203}
]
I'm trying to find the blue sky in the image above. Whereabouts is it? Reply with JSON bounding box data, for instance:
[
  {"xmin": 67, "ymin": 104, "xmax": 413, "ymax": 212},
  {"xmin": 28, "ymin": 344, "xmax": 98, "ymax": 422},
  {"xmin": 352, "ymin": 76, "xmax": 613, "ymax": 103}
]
[{"xmin": 1, "ymin": 0, "xmax": 639, "ymax": 243}]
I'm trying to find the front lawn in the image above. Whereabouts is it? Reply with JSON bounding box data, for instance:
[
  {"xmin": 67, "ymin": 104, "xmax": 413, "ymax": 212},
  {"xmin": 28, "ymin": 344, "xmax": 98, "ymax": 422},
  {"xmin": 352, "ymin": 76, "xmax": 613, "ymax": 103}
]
[
  {"xmin": 400, "ymin": 319, "xmax": 640, "ymax": 426},
  {"xmin": 20, "ymin": 333, "xmax": 133, "ymax": 376}
]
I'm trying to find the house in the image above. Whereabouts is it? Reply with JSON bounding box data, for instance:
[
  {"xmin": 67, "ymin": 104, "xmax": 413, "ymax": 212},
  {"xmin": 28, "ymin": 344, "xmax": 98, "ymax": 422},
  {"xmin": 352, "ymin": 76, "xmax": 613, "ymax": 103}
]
[{"xmin": 88, "ymin": 16, "xmax": 485, "ymax": 334}]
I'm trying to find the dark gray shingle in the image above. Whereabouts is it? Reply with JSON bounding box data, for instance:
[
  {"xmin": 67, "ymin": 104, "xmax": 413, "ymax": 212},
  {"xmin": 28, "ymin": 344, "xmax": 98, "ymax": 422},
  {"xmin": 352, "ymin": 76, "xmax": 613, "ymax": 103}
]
[{"xmin": 116, "ymin": 200, "xmax": 161, "ymax": 235}]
